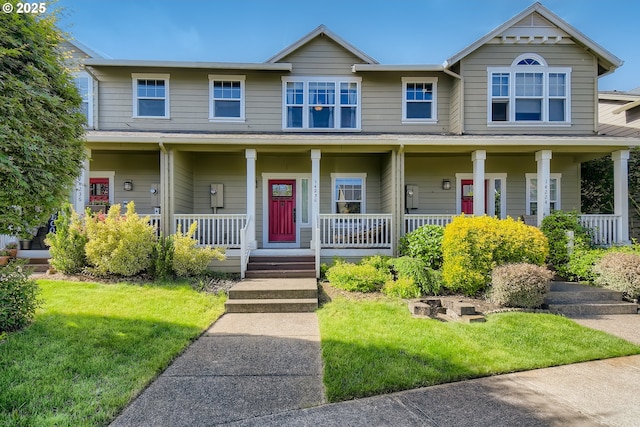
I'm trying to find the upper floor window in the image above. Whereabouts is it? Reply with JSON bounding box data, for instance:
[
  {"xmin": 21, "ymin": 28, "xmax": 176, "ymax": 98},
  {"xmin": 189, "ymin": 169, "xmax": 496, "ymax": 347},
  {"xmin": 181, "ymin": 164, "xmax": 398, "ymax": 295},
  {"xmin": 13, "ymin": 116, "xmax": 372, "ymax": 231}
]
[
  {"xmin": 209, "ymin": 75, "xmax": 245, "ymax": 121},
  {"xmin": 402, "ymin": 77, "xmax": 438, "ymax": 123},
  {"xmin": 73, "ymin": 71, "xmax": 93, "ymax": 127},
  {"xmin": 282, "ymin": 77, "xmax": 361, "ymax": 130},
  {"xmin": 132, "ymin": 73, "xmax": 170, "ymax": 118},
  {"xmin": 488, "ymin": 54, "xmax": 571, "ymax": 125}
]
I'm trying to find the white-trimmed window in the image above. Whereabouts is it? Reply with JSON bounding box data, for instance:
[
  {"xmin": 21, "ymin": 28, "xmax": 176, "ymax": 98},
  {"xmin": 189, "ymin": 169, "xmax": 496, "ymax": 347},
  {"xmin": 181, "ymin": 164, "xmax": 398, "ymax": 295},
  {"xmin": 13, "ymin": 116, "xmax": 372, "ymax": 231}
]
[
  {"xmin": 282, "ymin": 77, "xmax": 361, "ymax": 130},
  {"xmin": 73, "ymin": 71, "xmax": 93, "ymax": 127},
  {"xmin": 331, "ymin": 174, "xmax": 366, "ymax": 214},
  {"xmin": 402, "ymin": 77, "xmax": 437, "ymax": 123},
  {"xmin": 526, "ymin": 173, "xmax": 562, "ymax": 215},
  {"xmin": 488, "ymin": 54, "xmax": 570, "ymax": 124},
  {"xmin": 209, "ymin": 75, "xmax": 245, "ymax": 121},
  {"xmin": 132, "ymin": 73, "xmax": 170, "ymax": 118}
]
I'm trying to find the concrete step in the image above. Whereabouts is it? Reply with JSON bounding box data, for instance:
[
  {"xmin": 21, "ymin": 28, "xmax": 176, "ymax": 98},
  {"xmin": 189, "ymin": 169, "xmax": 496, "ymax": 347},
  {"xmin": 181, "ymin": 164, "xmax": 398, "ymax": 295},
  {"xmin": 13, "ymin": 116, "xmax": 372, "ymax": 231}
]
[
  {"xmin": 245, "ymin": 269, "xmax": 316, "ymax": 278},
  {"xmin": 225, "ymin": 298, "xmax": 318, "ymax": 313},
  {"xmin": 548, "ymin": 302, "xmax": 639, "ymax": 316},
  {"xmin": 248, "ymin": 256, "xmax": 314, "ymax": 263},
  {"xmin": 229, "ymin": 286, "xmax": 317, "ymax": 300},
  {"xmin": 545, "ymin": 289, "xmax": 624, "ymax": 304},
  {"xmin": 247, "ymin": 261, "xmax": 315, "ymax": 271}
]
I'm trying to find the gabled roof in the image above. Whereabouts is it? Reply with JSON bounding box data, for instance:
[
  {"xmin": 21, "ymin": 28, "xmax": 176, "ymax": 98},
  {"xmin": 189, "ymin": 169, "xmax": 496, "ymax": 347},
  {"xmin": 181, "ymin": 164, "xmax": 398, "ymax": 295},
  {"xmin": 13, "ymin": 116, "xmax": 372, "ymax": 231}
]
[
  {"xmin": 266, "ymin": 24, "xmax": 378, "ymax": 65},
  {"xmin": 444, "ymin": 2, "xmax": 623, "ymax": 76},
  {"xmin": 65, "ymin": 39, "xmax": 106, "ymax": 59}
]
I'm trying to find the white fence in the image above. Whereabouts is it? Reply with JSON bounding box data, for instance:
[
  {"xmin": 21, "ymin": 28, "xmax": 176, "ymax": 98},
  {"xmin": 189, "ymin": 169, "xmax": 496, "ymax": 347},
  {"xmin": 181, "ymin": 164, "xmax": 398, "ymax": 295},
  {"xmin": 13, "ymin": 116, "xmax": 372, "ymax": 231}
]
[
  {"xmin": 403, "ymin": 214, "xmax": 454, "ymax": 234},
  {"xmin": 579, "ymin": 214, "xmax": 620, "ymax": 247},
  {"xmin": 319, "ymin": 214, "xmax": 392, "ymax": 248},
  {"xmin": 173, "ymin": 214, "xmax": 247, "ymax": 248}
]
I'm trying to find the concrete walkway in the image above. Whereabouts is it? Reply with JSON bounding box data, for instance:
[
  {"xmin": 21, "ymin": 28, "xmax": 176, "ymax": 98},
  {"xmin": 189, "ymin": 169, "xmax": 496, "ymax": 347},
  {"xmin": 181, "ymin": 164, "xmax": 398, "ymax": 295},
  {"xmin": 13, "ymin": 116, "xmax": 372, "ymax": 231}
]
[{"xmin": 111, "ymin": 307, "xmax": 640, "ymax": 427}]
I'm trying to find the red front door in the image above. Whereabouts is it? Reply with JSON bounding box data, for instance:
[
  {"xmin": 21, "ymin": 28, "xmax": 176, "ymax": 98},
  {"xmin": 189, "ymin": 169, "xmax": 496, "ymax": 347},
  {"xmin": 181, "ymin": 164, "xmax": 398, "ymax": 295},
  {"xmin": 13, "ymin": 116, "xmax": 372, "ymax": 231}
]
[
  {"xmin": 461, "ymin": 179, "xmax": 488, "ymax": 215},
  {"xmin": 268, "ymin": 179, "xmax": 296, "ymax": 242},
  {"xmin": 89, "ymin": 178, "xmax": 109, "ymax": 203}
]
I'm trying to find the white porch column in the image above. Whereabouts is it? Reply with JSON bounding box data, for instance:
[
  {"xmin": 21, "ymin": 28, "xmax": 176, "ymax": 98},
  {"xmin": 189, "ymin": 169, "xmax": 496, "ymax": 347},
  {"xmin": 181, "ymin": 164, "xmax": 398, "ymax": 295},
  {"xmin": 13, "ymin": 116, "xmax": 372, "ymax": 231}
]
[
  {"xmin": 535, "ymin": 150, "xmax": 552, "ymax": 226},
  {"xmin": 472, "ymin": 150, "xmax": 486, "ymax": 216},
  {"xmin": 245, "ymin": 149, "xmax": 257, "ymax": 249},
  {"xmin": 612, "ymin": 150, "xmax": 630, "ymax": 243},
  {"xmin": 73, "ymin": 149, "xmax": 91, "ymax": 214},
  {"xmin": 311, "ymin": 149, "xmax": 321, "ymax": 248}
]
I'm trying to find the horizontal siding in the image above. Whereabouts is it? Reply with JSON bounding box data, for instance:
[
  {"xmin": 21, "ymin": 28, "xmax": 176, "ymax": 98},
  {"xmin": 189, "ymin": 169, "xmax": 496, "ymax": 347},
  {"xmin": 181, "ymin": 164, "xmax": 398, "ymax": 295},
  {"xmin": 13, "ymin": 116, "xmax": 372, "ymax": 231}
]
[
  {"xmin": 461, "ymin": 43, "xmax": 597, "ymax": 135},
  {"xmin": 598, "ymin": 100, "xmax": 640, "ymax": 137},
  {"xmin": 172, "ymin": 151, "xmax": 193, "ymax": 214},
  {"xmin": 89, "ymin": 152, "xmax": 160, "ymax": 214},
  {"xmin": 191, "ymin": 154, "xmax": 247, "ymax": 214},
  {"xmin": 279, "ymin": 37, "xmax": 363, "ymax": 76}
]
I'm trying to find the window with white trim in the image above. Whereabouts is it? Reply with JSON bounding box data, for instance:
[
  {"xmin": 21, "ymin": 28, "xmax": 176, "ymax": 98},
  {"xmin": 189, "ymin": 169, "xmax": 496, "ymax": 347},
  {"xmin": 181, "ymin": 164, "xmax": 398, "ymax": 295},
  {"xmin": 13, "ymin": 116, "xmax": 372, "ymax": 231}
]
[
  {"xmin": 209, "ymin": 75, "xmax": 245, "ymax": 121},
  {"xmin": 332, "ymin": 174, "xmax": 366, "ymax": 214},
  {"xmin": 402, "ymin": 77, "xmax": 437, "ymax": 122},
  {"xmin": 526, "ymin": 173, "xmax": 561, "ymax": 215},
  {"xmin": 73, "ymin": 71, "xmax": 93, "ymax": 127},
  {"xmin": 283, "ymin": 77, "xmax": 361, "ymax": 130},
  {"xmin": 132, "ymin": 73, "xmax": 170, "ymax": 118},
  {"xmin": 488, "ymin": 54, "xmax": 570, "ymax": 124}
]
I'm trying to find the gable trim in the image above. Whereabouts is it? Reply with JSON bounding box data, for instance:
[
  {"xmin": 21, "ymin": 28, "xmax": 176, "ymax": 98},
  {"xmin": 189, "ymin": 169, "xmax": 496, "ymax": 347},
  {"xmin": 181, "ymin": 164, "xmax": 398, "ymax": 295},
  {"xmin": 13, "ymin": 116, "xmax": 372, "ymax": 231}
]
[{"xmin": 266, "ymin": 24, "xmax": 378, "ymax": 65}]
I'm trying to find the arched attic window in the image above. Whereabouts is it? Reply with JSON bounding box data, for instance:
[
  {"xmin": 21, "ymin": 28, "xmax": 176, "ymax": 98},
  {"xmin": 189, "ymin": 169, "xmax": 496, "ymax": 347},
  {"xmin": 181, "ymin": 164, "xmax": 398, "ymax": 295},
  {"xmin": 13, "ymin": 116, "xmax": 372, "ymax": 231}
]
[{"xmin": 488, "ymin": 54, "xmax": 570, "ymax": 123}]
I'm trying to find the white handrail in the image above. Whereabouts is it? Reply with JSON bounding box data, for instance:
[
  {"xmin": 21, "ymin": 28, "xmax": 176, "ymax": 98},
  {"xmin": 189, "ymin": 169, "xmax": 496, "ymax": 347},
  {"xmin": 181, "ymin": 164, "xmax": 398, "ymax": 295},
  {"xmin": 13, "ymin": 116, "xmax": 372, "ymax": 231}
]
[
  {"xmin": 319, "ymin": 214, "xmax": 393, "ymax": 248},
  {"xmin": 174, "ymin": 214, "xmax": 246, "ymax": 248},
  {"xmin": 579, "ymin": 214, "xmax": 620, "ymax": 246},
  {"xmin": 314, "ymin": 215, "xmax": 321, "ymax": 278},
  {"xmin": 240, "ymin": 215, "xmax": 252, "ymax": 279},
  {"xmin": 403, "ymin": 214, "xmax": 453, "ymax": 234}
]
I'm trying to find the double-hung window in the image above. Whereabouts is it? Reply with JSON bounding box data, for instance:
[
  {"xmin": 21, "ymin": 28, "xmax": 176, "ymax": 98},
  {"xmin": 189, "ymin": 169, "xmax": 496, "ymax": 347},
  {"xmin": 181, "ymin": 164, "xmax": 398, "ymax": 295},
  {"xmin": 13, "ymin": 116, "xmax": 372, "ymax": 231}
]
[
  {"xmin": 132, "ymin": 73, "xmax": 170, "ymax": 118},
  {"xmin": 402, "ymin": 77, "xmax": 437, "ymax": 122},
  {"xmin": 283, "ymin": 77, "xmax": 361, "ymax": 130},
  {"xmin": 526, "ymin": 173, "xmax": 561, "ymax": 215},
  {"xmin": 488, "ymin": 54, "xmax": 570, "ymax": 124},
  {"xmin": 209, "ymin": 75, "xmax": 245, "ymax": 121},
  {"xmin": 332, "ymin": 174, "xmax": 366, "ymax": 214},
  {"xmin": 73, "ymin": 71, "xmax": 93, "ymax": 127}
]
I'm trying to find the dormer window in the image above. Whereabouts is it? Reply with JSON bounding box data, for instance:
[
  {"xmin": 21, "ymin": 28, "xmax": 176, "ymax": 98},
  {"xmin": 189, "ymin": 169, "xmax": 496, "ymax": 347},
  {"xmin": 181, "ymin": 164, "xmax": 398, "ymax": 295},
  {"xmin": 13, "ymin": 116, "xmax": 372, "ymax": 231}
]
[{"xmin": 488, "ymin": 54, "xmax": 571, "ymax": 124}]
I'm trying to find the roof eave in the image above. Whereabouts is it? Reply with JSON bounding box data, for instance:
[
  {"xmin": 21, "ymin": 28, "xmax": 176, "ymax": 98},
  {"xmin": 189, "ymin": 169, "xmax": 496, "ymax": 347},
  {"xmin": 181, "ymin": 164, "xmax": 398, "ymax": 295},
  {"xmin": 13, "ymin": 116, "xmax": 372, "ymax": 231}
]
[
  {"xmin": 352, "ymin": 64, "xmax": 444, "ymax": 72},
  {"xmin": 83, "ymin": 58, "xmax": 292, "ymax": 71}
]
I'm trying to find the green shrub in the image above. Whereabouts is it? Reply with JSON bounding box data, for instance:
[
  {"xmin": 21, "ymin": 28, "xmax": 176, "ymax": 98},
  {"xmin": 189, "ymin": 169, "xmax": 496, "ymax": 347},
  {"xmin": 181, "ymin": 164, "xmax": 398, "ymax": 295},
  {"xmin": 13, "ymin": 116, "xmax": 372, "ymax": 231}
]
[
  {"xmin": 45, "ymin": 204, "xmax": 88, "ymax": 274},
  {"xmin": 566, "ymin": 238, "xmax": 606, "ymax": 283},
  {"xmin": 151, "ymin": 233, "xmax": 175, "ymax": 281},
  {"xmin": 360, "ymin": 255, "xmax": 392, "ymax": 272},
  {"xmin": 172, "ymin": 223, "xmax": 226, "ymax": 277},
  {"xmin": 0, "ymin": 259, "xmax": 40, "ymax": 332},
  {"xmin": 540, "ymin": 211, "xmax": 591, "ymax": 273},
  {"xmin": 398, "ymin": 225, "xmax": 444, "ymax": 269},
  {"xmin": 326, "ymin": 259, "xmax": 391, "ymax": 292},
  {"xmin": 388, "ymin": 256, "xmax": 443, "ymax": 295},
  {"xmin": 489, "ymin": 263, "xmax": 553, "ymax": 308},
  {"xmin": 84, "ymin": 202, "xmax": 157, "ymax": 276},
  {"xmin": 594, "ymin": 252, "xmax": 640, "ymax": 299},
  {"xmin": 442, "ymin": 215, "xmax": 548, "ymax": 295},
  {"xmin": 382, "ymin": 276, "xmax": 421, "ymax": 299}
]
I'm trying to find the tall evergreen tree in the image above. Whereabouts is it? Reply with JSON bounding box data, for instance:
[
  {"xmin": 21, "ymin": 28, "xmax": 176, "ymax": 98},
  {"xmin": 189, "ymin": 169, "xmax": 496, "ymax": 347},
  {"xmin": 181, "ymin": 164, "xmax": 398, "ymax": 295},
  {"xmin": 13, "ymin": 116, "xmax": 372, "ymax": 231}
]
[{"xmin": 0, "ymin": 3, "xmax": 86, "ymax": 237}]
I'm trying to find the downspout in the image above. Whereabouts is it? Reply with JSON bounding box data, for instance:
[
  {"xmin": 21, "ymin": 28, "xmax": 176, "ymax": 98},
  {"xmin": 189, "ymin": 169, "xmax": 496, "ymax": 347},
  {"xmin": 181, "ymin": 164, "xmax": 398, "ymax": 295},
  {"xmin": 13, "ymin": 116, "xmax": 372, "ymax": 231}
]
[{"xmin": 443, "ymin": 67, "xmax": 464, "ymax": 135}]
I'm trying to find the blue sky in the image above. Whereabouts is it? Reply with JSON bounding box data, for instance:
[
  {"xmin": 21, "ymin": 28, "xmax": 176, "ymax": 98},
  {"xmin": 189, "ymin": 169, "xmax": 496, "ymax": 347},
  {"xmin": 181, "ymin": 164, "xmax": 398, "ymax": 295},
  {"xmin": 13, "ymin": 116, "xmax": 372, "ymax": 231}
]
[{"xmin": 54, "ymin": 0, "xmax": 639, "ymax": 91}]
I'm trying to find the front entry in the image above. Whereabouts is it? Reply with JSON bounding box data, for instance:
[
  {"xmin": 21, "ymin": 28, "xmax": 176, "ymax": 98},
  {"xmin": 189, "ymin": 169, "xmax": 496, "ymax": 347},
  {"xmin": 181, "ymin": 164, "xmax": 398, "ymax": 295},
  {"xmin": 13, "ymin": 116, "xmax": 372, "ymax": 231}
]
[
  {"xmin": 461, "ymin": 179, "xmax": 488, "ymax": 215},
  {"xmin": 268, "ymin": 179, "xmax": 296, "ymax": 242}
]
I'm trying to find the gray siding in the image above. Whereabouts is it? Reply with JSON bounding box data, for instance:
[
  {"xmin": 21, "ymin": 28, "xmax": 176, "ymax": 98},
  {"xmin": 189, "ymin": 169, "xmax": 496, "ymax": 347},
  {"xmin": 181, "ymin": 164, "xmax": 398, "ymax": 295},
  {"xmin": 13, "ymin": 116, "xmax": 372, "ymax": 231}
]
[
  {"xmin": 192, "ymin": 153, "xmax": 247, "ymax": 214},
  {"xmin": 320, "ymin": 154, "xmax": 382, "ymax": 214},
  {"xmin": 172, "ymin": 150, "xmax": 194, "ymax": 214},
  {"xmin": 599, "ymin": 100, "xmax": 640, "ymax": 137},
  {"xmin": 449, "ymin": 74, "xmax": 462, "ymax": 134},
  {"xmin": 279, "ymin": 36, "xmax": 364, "ymax": 76},
  {"xmin": 461, "ymin": 43, "xmax": 597, "ymax": 135},
  {"xmin": 380, "ymin": 152, "xmax": 394, "ymax": 214}
]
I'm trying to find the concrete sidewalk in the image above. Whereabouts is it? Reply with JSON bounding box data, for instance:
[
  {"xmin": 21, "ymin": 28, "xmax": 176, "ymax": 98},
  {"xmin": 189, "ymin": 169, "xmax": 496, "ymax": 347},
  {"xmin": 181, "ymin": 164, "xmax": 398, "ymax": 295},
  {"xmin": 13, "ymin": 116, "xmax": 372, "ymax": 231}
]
[{"xmin": 111, "ymin": 310, "xmax": 640, "ymax": 427}]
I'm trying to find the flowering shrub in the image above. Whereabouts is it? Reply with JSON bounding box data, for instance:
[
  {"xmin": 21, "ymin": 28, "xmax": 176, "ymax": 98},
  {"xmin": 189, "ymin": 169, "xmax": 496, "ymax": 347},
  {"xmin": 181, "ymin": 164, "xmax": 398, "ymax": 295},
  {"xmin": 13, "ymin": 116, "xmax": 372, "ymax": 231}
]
[
  {"xmin": 382, "ymin": 276, "xmax": 421, "ymax": 299},
  {"xmin": 326, "ymin": 259, "xmax": 391, "ymax": 292},
  {"xmin": 594, "ymin": 252, "xmax": 640, "ymax": 299},
  {"xmin": 0, "ymin": 259, "xmax": 40, "ymax": 332},
  {"xmin": 84, "ymin": 202, "xmax": 156, "ymax": 276},
  {"xmin": 45, "ymin": 204, "xmax": 87, "ymax": 274},
  {"xmin": 172, "ymin": 223, "xmax": 225, "ymax": 277},
  {"xmin": 442, "ymin": 215, "xmax": 548, "ymax": 295},
  {"xmin": 489, "ymin": 263, "xmax": 553, "ymax": 308},
  {"xmin": 398, "ymin": 225, "xmax": 444, "ymax": 269}
]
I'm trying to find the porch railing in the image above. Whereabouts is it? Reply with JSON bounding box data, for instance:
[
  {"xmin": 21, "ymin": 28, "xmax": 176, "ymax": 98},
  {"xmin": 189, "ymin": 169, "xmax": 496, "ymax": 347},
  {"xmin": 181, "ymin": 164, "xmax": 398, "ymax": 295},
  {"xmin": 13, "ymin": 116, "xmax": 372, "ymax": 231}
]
[
  {"xmin": 174, "ymin": 214, "xmax": 247, "ymax": 248},
  {"xmin": 240, "ymin": 215, "xmax": 252, "ymax": 279},
  {"xmin": 579, "ymin": 214, "xmax": 620, "ymax": 247},
  {"xmin": 148, "ymin": 214, "xmax": 161, "ymax": 236},
  {"xmin": 404, "ymin": 214, "xmax": 454, "ymax": 234},
  {"xmin": 319, "ymin": 214, "xmax": 392, "ymax": 248}
]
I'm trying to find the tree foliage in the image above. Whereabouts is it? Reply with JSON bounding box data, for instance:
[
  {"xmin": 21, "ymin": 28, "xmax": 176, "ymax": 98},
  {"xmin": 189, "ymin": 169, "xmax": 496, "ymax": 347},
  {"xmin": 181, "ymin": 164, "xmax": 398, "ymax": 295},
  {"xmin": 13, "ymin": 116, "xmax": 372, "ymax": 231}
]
[{"xmin": 0, "ymin": 5, "xmax": 86, "ymax": 237}]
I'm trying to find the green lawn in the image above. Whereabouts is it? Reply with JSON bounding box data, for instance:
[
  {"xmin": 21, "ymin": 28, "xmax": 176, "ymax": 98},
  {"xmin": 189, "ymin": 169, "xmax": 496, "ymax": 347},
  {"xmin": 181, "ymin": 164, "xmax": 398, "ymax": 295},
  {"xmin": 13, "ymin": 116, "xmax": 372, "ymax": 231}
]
[
  {"xmin": 0, "ymin": 279, "xmax": 226, "ymax": 427},
  {"xmin": 318, "ymin": 297, "xmax": 640, "ymax": 402}
]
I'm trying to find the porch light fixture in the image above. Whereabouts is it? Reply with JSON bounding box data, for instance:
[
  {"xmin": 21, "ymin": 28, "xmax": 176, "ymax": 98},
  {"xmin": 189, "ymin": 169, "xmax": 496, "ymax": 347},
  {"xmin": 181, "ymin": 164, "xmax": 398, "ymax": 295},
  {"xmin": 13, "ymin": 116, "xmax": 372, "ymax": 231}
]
[
  {"xmin": 123, "ymin": 180, "xmax": 133, "ymax": 191},
  {"xmin": 150, "ymin": 187, "xmax": 158, "ymax": 194},
  {"xmin": 442, "ymin": 179, "xmax": 451, "ymax": 190}
]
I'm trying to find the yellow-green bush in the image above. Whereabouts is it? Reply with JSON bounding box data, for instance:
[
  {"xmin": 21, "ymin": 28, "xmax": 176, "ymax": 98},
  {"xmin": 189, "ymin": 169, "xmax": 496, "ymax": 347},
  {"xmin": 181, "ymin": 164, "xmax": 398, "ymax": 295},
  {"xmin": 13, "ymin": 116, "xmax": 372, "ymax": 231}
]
[
  {"xmin": 172, "ymin": 223, "xmax": 226, "ymax": 277},
  {"xmin": 382, "ymin": 276, "xmax": 421, "ymax": 299},
  {"xmin": 442, "ymin": 215, "xmax": 548, "ymax": 295},
  {"xmin": 326, "ymin": 259, "xmax": 391, "ymax": 292},
  {"xmin": 84, "ymin": 202, "xmax": 157, "ymax": 276}
]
